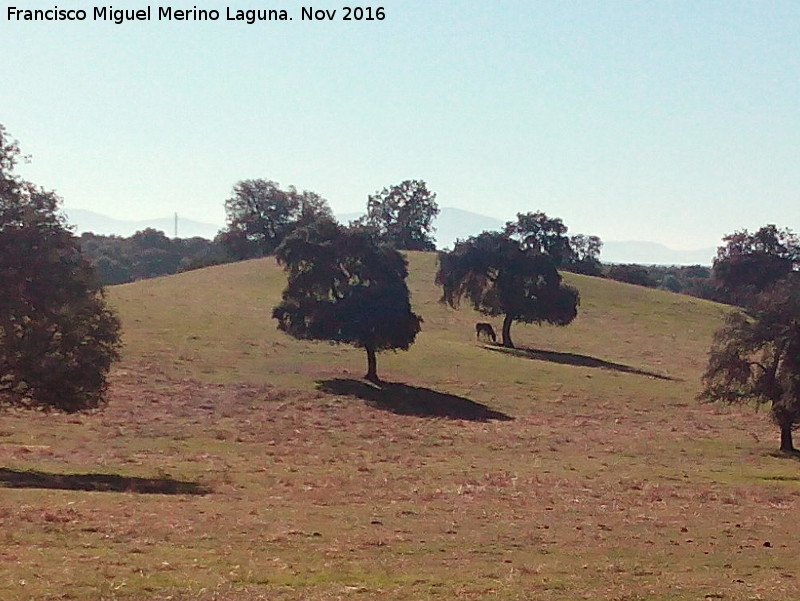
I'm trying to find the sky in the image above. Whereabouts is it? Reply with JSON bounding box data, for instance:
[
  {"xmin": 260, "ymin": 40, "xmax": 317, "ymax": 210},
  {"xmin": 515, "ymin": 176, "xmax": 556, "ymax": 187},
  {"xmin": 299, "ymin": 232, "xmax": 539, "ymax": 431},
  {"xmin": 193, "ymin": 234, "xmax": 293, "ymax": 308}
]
[{"xmin": 2, "ymin": 1, "xmax": 799, "ymax": 250}]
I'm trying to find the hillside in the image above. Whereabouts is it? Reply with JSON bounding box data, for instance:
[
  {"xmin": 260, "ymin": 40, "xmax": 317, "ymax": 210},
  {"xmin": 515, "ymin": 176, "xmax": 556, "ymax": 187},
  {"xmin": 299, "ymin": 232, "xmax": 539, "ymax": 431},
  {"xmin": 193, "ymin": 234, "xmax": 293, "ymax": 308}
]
[
  {"xmin": 109, "ymin": 252, "xmax": 728, "ymax": 412},
  {"xmin": 3, "ymin": 255, "xmax": 799, "ymax": 601}
]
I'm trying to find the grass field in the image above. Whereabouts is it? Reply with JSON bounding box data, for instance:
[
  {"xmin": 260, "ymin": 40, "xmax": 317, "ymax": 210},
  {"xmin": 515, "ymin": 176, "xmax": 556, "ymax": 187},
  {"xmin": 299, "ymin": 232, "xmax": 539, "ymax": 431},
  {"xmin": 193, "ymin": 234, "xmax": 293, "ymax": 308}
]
[{"xmin": 2, "ymin": 253, "xmax": 799, "ymax": 600}]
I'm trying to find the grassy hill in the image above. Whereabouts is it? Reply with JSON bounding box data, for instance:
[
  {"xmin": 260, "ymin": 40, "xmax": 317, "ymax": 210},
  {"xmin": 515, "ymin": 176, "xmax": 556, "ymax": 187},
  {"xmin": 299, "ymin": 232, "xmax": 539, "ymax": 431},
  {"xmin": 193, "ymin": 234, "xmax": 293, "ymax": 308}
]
[
  {"xmin": 2, "ymin": 254, "xmax": 799, "ymax": 601},
  {"xmin": 109, "ymin": 252, "xmax": 726, "ymax": 409}
]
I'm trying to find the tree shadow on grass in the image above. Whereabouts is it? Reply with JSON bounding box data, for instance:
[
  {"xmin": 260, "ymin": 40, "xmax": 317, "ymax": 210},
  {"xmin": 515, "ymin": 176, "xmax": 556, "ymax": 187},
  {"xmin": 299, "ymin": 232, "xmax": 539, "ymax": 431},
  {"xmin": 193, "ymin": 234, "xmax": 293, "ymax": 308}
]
[
  {"xmin": 766, "ymin": 449, "xmax": 800, "ymax": 463},
  {"xmin": 484, "ymin": 345, "xmax": 678, "ymax": 381},
  {"xmin": 0, "ymin": 467, "xmax": 211, "ymax": 495},
  {"xmin": 317, "ymin": 379, "xmax": 513, "ymax": 422}
]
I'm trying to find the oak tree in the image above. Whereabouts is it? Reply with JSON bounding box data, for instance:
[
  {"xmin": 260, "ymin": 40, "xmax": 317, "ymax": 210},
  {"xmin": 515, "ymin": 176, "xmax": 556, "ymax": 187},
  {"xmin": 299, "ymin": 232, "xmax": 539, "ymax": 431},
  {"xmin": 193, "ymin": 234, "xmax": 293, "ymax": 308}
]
[
  {"xmin": 272, "ymin": 219, "xmax": 422, "ymax": 383},
  {"xmin": 0, "ymin": 126, "xmax": 121, "ymax": 412},
  {"xmin": 701, "ymin": 278, "xmax": 800, "ymax": 453},
  {"xmin": 565, "ymin": 234, "xmax": 603, "ymax": 276},
  {"xmin": 220, "ymin": 179, "xmax": 333, "ymax": 259},
  {"xmin": 712, "ymin": 225, "xmax": 800, "ymax": 306},
  {"xmin": 436, "ymin": 231, "xmax": 579, "ymax": 348},
  {"xmin": 363, "ymin": 179, "xmax": 439, "ymax": 251}
]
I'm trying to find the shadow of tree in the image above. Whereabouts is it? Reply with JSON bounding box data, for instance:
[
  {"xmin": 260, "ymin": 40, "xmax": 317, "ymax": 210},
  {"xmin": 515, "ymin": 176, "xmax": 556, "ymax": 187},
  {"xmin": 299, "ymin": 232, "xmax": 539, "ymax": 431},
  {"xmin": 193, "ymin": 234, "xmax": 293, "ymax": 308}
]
[
  {"xmin": 484, "ymin": 345, "xmax": 678, "ymax": 381},
  {"xmin": 0, "ymin": 467, "xmax": 211, "ymax": 495},
  {"xmin": 317, "ymin": 379, "xmax": 513, "ymax": 422},
  {"xmin": 766, "ymin": 449, "xmax": 800, "ymax": 462}
]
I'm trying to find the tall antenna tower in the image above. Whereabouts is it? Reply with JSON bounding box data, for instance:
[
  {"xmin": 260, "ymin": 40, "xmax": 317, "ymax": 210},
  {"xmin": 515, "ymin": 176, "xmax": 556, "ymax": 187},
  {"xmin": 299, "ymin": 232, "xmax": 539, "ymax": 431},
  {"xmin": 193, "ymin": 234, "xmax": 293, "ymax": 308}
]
[{"xmin": 174, "ymin": 212, "xmax": 178, "ymax": 238}]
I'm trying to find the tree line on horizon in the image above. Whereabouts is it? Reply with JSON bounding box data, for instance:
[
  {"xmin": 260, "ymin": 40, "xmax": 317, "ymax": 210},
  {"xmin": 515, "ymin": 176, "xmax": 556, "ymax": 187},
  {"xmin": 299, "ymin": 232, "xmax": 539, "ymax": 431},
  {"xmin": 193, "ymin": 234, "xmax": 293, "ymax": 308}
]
[
  {"xmin": 2, "ymin": 124, "xmax": 800, "ymax": 453},
  {"xmin": 73, "ymin": 175, "xmax": 729, "ymax": 307},
  {"xmin": 76, "ymin": 177, "xmax": 606, "ymax": 285}
]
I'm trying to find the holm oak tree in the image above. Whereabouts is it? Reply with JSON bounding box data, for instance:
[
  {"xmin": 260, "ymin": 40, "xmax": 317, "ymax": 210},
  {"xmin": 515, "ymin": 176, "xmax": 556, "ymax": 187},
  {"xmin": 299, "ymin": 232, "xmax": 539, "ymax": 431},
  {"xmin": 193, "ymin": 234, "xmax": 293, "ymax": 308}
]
[
  {"xmin": 0, "ymin": 126, "xmax": 121, "ymax": 412},
  {"xmin": 272, "ymin": 219, "xmax": 422, "ymax": 383},
  {"xmin": 701, "ymin": 278, "xmax": 800, "ymax": 453},
  {"xmin": 436, "ymin": 231, "xmax": 579, "ymax": 348},
  {"xmin": 220, "ymin": 179, "xmax": 333, "ymax": 259},
  {"xmin": 362, "ymin": 179, "xmax": 439, "ymax": 251}
]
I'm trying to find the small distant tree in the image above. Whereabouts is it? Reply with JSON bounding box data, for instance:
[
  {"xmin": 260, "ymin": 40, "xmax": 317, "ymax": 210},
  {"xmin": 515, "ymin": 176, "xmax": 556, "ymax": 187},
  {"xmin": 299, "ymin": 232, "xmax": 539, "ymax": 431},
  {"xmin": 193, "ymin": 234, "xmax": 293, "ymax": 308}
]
[
  {"xmin": 221, "ymin": 179, "xmax": 333, "ymax": 259},
  {"xmin": 363, "ymin": 179, "xmax": 439, "ymax": 251},
  {"xmin": 565, "ymin": 234, "xmax": 603, "ymax": 276},
  {"xmin": 0, "ymin": 125, "xmax": 121, "ymax": 412},
  {"xmin": 272, "ymin": 219, "xmax": 422, "ymax": 383},
  {"xmin": 713, "ymin": 225, "xmax": 800, "ymax": 306},
  {"xmin": 436, "ymin": 231, "xmax": 579, "ymax": 348},
  {"xmin": 700, "ymin": 278, "xmax": 800, "ymax": 453}
]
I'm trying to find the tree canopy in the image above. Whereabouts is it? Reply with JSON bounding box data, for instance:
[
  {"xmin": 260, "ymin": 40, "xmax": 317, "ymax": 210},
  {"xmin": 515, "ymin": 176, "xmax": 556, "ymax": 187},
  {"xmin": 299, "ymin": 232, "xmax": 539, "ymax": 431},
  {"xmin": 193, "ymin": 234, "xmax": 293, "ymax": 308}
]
[
  {"xmin": 79, "ymin": 230, "xmax": 229, "ymax": 285},
  {"xmin": 220, "ymin": 179, "xmax": 333, "ymax": 259},
  {"xmin": 272, "ymin": 219, "xmax": 422, "ymax": 383},
  {"xmin": 504, "ymin": 211, "xmax": 572, "ymax": 265},
  {"xmin": 0, "ymin": 125, "xmax": 121, "ymax": 412},
  {"xmin": 436, "ymin": 231, "xmax": 579, "ymax": 348},
  {"xmin": 362, "ymin": 179, "xmax": 439, "ymax": 251},
  {"xmin": 712, "ymin": 224, "xmax": 800, "ymax": 306},
  {"xmin": 504, "ymin": 211, "xmax": 603, "ymax": 275},
  {"xmin": 701, "ymin": 278, "xmax": 800, "ymax": 453},
  {"xmin": 566, "ymin": 234, "xmax": 603, "ymax": 276}
]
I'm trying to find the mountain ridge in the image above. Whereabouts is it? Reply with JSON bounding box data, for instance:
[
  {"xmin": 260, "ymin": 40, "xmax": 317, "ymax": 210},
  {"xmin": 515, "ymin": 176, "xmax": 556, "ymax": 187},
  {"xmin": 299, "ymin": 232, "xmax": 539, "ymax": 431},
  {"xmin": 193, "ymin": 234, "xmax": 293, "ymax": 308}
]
[{"xmin": 62, "ymin": 206, "xmax": 715, "ymax": 266}]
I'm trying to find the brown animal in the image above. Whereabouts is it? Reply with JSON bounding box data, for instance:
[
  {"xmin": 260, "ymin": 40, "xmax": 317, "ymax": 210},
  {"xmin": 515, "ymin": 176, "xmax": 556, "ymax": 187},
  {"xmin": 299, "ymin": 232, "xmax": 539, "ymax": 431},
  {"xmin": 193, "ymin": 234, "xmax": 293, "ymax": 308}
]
[{"xmin": 475, "ymin": 322, "xmax": 497, "ymax": 343}]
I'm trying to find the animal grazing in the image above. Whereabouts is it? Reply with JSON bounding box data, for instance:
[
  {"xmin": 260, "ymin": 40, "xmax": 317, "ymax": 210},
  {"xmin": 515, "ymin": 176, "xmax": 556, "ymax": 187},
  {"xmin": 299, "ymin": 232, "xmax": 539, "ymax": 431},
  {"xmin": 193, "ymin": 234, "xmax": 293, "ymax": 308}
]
[{"xmin": 475, "ymin": 322, "xmax": 497, "ymax": 343}]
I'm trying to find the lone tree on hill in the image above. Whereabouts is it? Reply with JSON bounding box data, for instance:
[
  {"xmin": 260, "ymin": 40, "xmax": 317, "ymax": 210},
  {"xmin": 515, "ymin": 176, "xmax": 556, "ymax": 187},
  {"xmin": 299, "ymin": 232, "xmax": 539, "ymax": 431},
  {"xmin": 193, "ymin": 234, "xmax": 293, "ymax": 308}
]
[
  {"xmin": 220, "ymin": 178, "xmax": 333, "ymax": 259},
  {"xmin": 0, "ymin": 125, "xmax": 121, "ymax": 412},
  {"xmin": 436, "ymin": 231, "xmax": 579, "ymax": 348},
  {"xmin": 362, "ymin": 179, "xmax": 439, "ymax": 251},
  {"xmin": 272, "ymin": 219, "xmax": 422, "ymax": 383},
  {"xmin": 700, "ymin": 278, "xmax": 800, "ymax": 453},
  {"xmin": 712, "ymin": 225, "xmax": 800, "ymax": 306}
]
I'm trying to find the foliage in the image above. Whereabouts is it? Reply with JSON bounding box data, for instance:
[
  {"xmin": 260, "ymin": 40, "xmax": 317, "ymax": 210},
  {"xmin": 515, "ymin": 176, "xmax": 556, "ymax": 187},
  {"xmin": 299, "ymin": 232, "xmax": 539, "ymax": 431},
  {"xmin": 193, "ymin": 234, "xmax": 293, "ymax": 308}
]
[
  {"xmin": 220, "ymin": 179, "xmax": 333, "ymax": 259},
  {"xmin": 565, "ymin": 233, "xmax": 603, "ymax": 275},
  {"xmin": 79, "ymin": 230, "xmax": 230, "ymax": 285},
  {"xmin": 436, "ymin": 231, "xmax": 579, "ymax": 348},
  {"xmin": 272, "ymin": 219, "xmax": 422, "ymax": 382},
  {"xmin": 504, "ymin": 211, "xmax": 572, "ymax": 265},
  {"xmin": 0, "ymin": 125, "xmax": 121, "ymax": 412},
  {"xmin": 362, "ymin": 179, "xmax": 439, "ymax": 251},
  {"xmin": 504, "ymin": 212, "xmax": 604, "ymax": 275},
  {"xmin": 700, "ymin": 277, "xmax": 800, "ymax": 452},
  {"xmin": 604, "ymin": 263, "xmax": 716, "ymax": 299},
  {"xmin": 712, "ymin": 224, "xmax": 800, "ymax": 306},
  {"xmin": 606, "ymin": 264, "xmax": 655, "ymax": 288}
]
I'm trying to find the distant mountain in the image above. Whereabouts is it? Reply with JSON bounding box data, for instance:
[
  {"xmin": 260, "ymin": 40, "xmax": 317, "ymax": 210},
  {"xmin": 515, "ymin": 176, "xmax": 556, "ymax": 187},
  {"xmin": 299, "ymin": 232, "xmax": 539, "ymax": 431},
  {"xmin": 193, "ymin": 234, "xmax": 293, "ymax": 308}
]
[
  {"xmin": 62, "ymin": 207, "xmax": 715, "ymax": 265},
  {"xmin": 62, "ymin": 208, "xmax": 222, "ymax": 240},
  {"xmin": 427, "ymin": 208, "xmax": 715, "ymax": 265},
  {"xmin": 601, "ymin": 241, "xmax": 716, "ymax": 266},
  {"xmin": 434, "ymin": 207, "xmax": 505, "ymax": 249}
]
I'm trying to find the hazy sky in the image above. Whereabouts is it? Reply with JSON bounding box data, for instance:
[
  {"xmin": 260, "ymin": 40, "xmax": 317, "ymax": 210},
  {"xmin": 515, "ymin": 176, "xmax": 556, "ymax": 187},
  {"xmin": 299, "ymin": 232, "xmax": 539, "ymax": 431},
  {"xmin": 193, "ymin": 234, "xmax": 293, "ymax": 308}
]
[{"xmin": 3, "ymin": 1, "xmax": 799, "ymax": 249}]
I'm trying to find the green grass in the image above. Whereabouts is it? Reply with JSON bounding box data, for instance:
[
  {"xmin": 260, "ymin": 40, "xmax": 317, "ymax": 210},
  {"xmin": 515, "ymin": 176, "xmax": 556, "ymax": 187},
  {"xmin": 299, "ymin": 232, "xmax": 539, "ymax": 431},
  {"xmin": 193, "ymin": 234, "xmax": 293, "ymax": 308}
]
[
  {"xmin": 1, "ymin": 253, "xmax": 799, "ymax": 601},
  {"xmin": 108, "ymin": 253, "xmax": 727, "ymax": 406}
]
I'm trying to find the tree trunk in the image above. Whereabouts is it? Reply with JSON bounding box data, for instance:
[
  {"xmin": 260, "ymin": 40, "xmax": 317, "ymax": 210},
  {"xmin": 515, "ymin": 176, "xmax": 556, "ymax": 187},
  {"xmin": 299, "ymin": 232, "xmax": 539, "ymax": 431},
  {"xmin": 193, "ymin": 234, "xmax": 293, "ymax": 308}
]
[
  {"xmin": 364, "ymin": 345, "xmax": 380, "ymax": 383},
  {"xmin": 501, "ymin": 314, "xmax": 515, "ymax": 348},
  {"xmin": 780, "ymin": 423, "xmax": 795, "ymax": 453}
]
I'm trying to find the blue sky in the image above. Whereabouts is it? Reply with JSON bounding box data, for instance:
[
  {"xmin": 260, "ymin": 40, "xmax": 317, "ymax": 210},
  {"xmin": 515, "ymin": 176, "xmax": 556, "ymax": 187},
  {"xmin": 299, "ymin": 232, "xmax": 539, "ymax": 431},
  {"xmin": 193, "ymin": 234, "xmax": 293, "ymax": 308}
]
[{"xmin": 2, "ymin": 1, "xmax": 799, "ymax": 249}]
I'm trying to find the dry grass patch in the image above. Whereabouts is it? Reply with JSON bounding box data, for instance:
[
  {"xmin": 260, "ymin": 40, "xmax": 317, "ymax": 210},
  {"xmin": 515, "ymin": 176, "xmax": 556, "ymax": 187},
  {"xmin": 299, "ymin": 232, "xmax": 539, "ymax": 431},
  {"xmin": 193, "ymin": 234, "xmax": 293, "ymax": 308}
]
[
  {"xmin": 2, "ymin": 256, "xmax": 797, "ymax": 600},
  {"xmin": 1, "ymin": 359, "xmax": 799, "ymax": 601}
]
